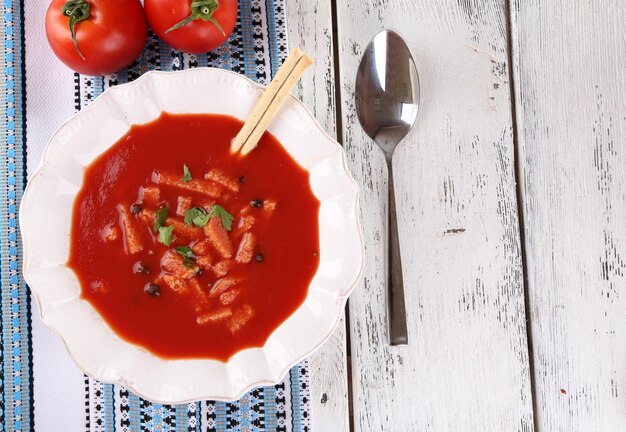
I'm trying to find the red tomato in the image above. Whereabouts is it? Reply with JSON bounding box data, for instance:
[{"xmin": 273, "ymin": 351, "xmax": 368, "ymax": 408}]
[
  {"xmin": 46, "ymin": 0, "xmax": 147, "ymax": 76},
  {"xmin": 144, "ymin": 0, "xmax": 238, "ymax": 54}
]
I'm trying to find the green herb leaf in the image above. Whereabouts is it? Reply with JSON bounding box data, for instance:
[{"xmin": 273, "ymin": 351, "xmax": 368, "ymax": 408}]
[
  {"xmin": 153, "ymin": 207, "xmax": 168, "ymax": 232},
  {"xmin": 184, "ymin": 204, "xmax": 233, "ymax": 229},
  {"xmin": 184, "ymin": 207, "xmax": 206, "ymax": 226},
  {"xmin": 182, "ymin": 258, "xmax": 197, "ymax": 269},
  {"xmin": 158, "ymin": 225, "xmax": 174, "ymax": 246},
  {"xmin": 175, "ymin": 246, "xmax": 197, "ymax": 268},
  {"xmin": 210, "ymin": 205, "xmax": 234, "ymax": 231},
  {"xmin": 184, "ymin": 206, "xmax": 212, "ymax": 228},
  {"xmin": 175, "ymin": 246, "xmax": 194, "ymax": 258},
  {"xmin": 182, "ymin": 164, "xmax": 192, "ymax": 182},
  {"xmin": 193, "ymin": 212, "xmax": 211, "ymax": 227}
]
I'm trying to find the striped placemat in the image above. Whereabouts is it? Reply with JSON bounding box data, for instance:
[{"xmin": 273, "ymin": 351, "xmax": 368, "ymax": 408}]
[{"xmin": 1, "ymin": 0, "xmax": 312, "ymax": 430}]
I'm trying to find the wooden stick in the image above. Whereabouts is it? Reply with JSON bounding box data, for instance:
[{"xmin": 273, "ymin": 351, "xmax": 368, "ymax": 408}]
[{"xmin": 231, "ymin": 48, "xmax": 313, "ymax": 156}]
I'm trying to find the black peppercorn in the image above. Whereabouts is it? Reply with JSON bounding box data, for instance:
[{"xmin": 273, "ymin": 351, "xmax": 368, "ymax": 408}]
[
  {"xmin": 144, "ymin": 283, "xmax": 160, "ymax": 296},
  {"xmin": 130, "ymin": 203, "xmax": 142, "ymax": 215},
  {"xmin": 238, "ymin": 176, "xmax": 246, "ymax": 183},
  {"xmin": 255, "ymin": 253, "xmax": 264, "ymax": 263},
  {"xmin": 250, "ymin": 199, "xmax": 263, "ymax": 208},
  {"xmin": 196, "ymin": 268, "xmax": 204, "ymax": 276}
]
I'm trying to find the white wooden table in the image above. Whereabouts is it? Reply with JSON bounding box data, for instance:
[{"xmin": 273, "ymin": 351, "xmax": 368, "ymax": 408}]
[{"xmin": 287, "ymin": 1, "xmax": 626, "ymax": 430}]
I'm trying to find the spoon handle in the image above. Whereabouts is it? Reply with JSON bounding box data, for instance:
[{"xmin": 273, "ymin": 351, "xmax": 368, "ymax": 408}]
[{"xmin": 387, "ymin": 159, "xmax": 408, "ymax": 345}]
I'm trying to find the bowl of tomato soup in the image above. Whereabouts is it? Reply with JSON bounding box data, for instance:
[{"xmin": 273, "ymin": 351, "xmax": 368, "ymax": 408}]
[{"xmin": 20, "ymin": 68, "xmax": 363, "ymax": 403}]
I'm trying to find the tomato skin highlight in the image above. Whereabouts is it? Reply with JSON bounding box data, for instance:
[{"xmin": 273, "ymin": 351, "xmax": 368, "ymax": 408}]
[
  {"xmin": 46, "ymin": 0, "xmax": 147, "ymax": 76},
  {"xmin": 144, "ymin": 0, "xmax": 238, "ymax": 54}
]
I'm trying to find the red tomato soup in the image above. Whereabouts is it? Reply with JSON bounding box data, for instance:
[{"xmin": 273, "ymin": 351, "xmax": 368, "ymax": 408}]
[{"xmin": 67, "ymin": 113, "xmax": 320, "ymax": 361}]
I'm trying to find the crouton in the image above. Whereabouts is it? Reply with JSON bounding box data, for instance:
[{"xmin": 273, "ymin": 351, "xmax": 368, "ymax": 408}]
[
  {"xmin": 204, "ymin": 169, "xmax": 239, "ymax": 193},
  {"xmin": 228, "ymin": 304, "xmax": 254, "ymax": 333},
  {"xmin": 192, "ymin": 238, "xmax": 212, "ymax": 256},
  {"xmin": 152, "ymin": 171, "xmax": 221, "ymax": 198},
  {"xmin": 209, "ymin": 276, "xmax": 240, "ymax": 297},
  {"xmin": 211, "ymin": 260, "xmax": 233, "ymax": 278},
  {"xmin": 203, "ymin": 216, "xmax": 233, "ymax": 259},
  {"xmin": 263, "ymin": 200, "xmax": 277, "ymax": 214},
  {"xmin": 196, "ymin": 255, "xmax": 213, "ymax": 270},
  {"xmin": 240, "ymin": 205, "xmax": 252, "ymax": 217},
  {"xmin": 235, "ymin": 232, "xmax": 256, "ymax": 264},
  {"xmin": 168, "ymin": 217, "xmax": 203, "ymax": 240},
  {"xmin": 162, "ymin": 274, "xmax": 189, "ymax": 294},
  {"xmin": 219, "ymin": 288, "xmax": 241, "ymax": 306},
  {"xmin": 198, "ymin": 199, "xmax": 215, "ymax": 213},
  {"xmin": 197, "ymin": 307, "xmax": 233, "ymax": 325},
  {"xmin": 138, "ymin": 209, "xmax": 203, "ymax": 240},
  {"xmin": 176, "ymin": 196, "xmax": 192, "ymax": 217},
  {"xmin": 116, "ymin": 204, "xmax": 144, "ymax": 254},
  {"xmin": 187, "ymin": 277, "xmax": 210, "ymax": 311},
  {"xmin": 234, "ymin": 215, "xmax": 255, "ymax": 236},
  {"xmin": 161, "ymin": 250, "xmax": 198, "ymax": 279},
  {"xmin": 140, "ymin": 186, "xmax": 161, "ymax": 206}
]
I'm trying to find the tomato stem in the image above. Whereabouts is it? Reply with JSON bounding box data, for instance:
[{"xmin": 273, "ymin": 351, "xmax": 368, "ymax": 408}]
[
  {"xmin": 61, "ymin": 0, "xmax": 90, "ymax": 60},
  {"xmin": 166, "ymin": 0, "xmax": 226, "ymax": 37}
]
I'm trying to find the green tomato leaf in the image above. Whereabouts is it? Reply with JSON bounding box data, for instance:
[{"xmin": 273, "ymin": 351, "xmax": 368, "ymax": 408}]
[{"xmin": 61, "ymin": 0, "xmax": 90, "ymax": 60}]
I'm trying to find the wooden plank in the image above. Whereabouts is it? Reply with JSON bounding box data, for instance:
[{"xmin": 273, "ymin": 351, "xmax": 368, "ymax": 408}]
[
  {"xmin": 510, "ymin": 2, "xmax": 626, "ymax": 430},
  {"xmin": 286, "ymin": 3, "xmax": 350, "ymax": 431},
  {"xmin": 335, "ymin": 1, "xmax": 534, "ymax": 430}
]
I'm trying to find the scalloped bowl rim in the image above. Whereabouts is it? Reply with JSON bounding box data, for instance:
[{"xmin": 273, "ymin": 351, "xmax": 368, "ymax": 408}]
[{"xmin": 20, "ymin": 68, "xmax": 364, "ymax": 403}]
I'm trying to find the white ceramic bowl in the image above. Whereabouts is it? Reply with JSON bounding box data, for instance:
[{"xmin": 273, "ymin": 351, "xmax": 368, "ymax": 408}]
[{"xmin": 20, "ymin": 68, "xmax": 364, "ymax": 403}]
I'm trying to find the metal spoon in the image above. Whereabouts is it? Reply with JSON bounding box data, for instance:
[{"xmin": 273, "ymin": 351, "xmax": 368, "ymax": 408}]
[{"xmin": 355, "ymin": 30, "xmax": 420, "ymax": 346}]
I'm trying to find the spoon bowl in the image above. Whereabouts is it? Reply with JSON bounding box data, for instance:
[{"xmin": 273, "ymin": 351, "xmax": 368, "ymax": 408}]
[
  {"xmin": 355, "ymin": 30, "xmax": 419, "ymax": 345},
  {"xmin": 356, "ymin": 30, "xmax": 420, "ymax": 157}
]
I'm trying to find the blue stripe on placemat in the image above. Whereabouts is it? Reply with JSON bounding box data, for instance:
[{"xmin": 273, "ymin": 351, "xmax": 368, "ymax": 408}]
[
  {"xmin": 263, "ymin": 385, "xmax": 276, "ymax": 431},
  {"xmin": 1, "ymin": 0, "xmax": 32, "ymax": 429},
  {"xmin": 239, "ymin": 0, "xmax": 257, "ymax": 80},
  {"xmin": 175, "ymin": 403, "xmax": 186, "ymax": 432},
  {"xmin": 105, "ymin": 382, "xmax": 114, "ymax": 432},
  {"xmin": 291, "ymin": 365, "xmax": 301, "ymax": 432},
  {"xmin": 130, "ymin": 390, "xmax": 141, "ymax": 432},
  {"xmin": 195, "ymin": 401, "xmax": 201, "ymax": 432},
  {"xmin": 265, "ymin": 0, "xmax": 279, "ymax": 77},
  {"xmin": 159, "ymin": 34, "xmax": 173, "ymax": 73}
]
